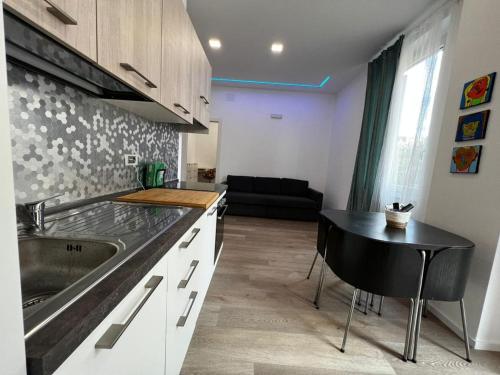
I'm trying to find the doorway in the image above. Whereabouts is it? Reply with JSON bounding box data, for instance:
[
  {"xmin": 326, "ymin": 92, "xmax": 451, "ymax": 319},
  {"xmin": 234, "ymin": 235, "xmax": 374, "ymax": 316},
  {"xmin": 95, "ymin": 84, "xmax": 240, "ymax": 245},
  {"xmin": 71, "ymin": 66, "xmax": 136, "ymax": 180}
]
[{"xmin": 184, "ymin": 121, "xmax": 220, "ymax": 183}]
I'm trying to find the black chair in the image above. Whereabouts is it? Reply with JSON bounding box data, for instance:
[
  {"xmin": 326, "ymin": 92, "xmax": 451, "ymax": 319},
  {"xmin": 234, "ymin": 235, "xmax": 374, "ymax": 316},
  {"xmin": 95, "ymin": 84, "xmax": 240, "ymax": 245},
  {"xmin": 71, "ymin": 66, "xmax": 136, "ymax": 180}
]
[
  {"xmin": 309, "ymin": 217, "xmax": 384, "ymax": 315},
  {"xmin": 412, "ymin": 247, "xmax": 474, "ymax": 362},
  {"xmin": 322, "ymin": 224, "xmax": 425, "ymax": 359}
]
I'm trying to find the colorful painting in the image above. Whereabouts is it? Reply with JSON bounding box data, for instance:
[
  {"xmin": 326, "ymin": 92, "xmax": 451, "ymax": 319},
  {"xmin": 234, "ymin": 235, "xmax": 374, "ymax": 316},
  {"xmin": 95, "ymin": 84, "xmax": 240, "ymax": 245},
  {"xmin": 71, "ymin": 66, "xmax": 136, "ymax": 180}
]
[
  {"xmin": 450, "ymin": 146, "xmax": 482, "ymax": 174},
  {"xmin": 460, "ymin": 72, "xmax": 496, "ymax": 109},
  {"xmin": 455, "ymin": 110, "xmax": 490, "ymax": 141}
]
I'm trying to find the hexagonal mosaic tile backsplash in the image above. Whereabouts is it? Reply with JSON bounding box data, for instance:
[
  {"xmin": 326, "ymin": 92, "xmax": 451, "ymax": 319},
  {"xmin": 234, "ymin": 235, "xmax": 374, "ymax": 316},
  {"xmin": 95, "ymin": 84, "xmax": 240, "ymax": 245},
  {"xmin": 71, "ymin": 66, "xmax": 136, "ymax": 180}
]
[{"xmin": 7, "ymin": 63, "xmax": 179, "ymax": 206}]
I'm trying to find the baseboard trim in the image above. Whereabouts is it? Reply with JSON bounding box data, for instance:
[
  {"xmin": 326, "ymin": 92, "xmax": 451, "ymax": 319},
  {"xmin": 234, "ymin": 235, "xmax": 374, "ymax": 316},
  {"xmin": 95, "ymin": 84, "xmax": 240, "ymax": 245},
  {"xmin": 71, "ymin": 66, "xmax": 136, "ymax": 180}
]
[
  {"xmin": 427, "ymin": 304, "xmax": 476, "ymax": 347},
  {"xmin": 429, "ymin": 304, "xmax": 500, "ymax": 352},
  {"xmin": 474, "ymin": 339, "xmax": 500, "ymax": 351}
]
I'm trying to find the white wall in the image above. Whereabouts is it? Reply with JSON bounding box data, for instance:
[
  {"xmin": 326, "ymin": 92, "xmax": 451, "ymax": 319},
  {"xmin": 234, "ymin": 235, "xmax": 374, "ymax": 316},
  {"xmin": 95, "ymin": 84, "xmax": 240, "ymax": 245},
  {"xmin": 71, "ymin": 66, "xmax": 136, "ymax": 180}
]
[
  {"xmin": 211, "ymin": 86, "xmax": 335, "ymax": 191},
  {"xmin": 186, "ymin": 121, "xmax": 219, "ymax": 169},
  {"xmin": 323, "ymin": 67, "xmax": 367, "ymax": 209},
  {"xmin": 425, "ymin": 0, "xmax": 500, "ymax": 350},
  {"xmin": 0, "ymin": 11, "xmax": 28, "ymax": 375}
]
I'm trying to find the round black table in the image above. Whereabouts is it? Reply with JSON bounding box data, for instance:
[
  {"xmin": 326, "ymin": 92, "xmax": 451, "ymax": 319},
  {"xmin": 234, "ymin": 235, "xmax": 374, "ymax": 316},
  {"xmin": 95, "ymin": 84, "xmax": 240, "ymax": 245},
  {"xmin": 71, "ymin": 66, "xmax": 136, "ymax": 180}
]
[{"xmin": 314, "ymin": 209, "xmax": 474, "ymax": 361}]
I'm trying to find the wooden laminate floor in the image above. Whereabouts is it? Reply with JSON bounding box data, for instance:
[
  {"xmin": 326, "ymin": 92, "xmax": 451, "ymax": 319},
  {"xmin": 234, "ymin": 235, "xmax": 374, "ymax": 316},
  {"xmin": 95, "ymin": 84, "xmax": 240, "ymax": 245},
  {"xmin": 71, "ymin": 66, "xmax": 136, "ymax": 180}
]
[{"xmin": 181, "ymin": 216, "xmax": 500, "ymax": 374}]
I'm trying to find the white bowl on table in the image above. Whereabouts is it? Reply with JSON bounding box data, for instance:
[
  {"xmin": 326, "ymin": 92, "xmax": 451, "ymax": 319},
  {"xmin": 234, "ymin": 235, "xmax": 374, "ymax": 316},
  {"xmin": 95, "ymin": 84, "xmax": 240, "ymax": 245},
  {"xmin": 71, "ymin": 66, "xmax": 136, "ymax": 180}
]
[{"xmin": 385, "ymin": 204, "xmax": 412, "ymax": 229}]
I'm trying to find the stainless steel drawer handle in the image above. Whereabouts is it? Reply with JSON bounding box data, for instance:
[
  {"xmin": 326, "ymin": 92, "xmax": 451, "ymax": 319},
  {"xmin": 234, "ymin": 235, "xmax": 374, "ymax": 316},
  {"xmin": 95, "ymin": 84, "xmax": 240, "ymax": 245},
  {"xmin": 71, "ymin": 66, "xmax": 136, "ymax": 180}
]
[
  {"xmin": 44, "ymin": 0, "xmax": 77, "ymax": 25},
  {"xmin": 200, "ymin": 95, "xmax": 210, "ymax": 105},
  {"xmin": 180, "ymin": 228, "xmax": 200, "ymax": 249},
  {"xmin": 95, "ymin": 275, "xmax": 163, "ymax": 349},
  {"xmin": 208, "ymin": 206, "xmax": 217, "ymax": 216},
  {"xmin": 176, "ymin": 291, "xmax": 198, "ymax": 327},
  {"xmin": 178, "ymin": 260, "xmax": 199, "ymax": 289},
  {"xmin": 217, "ymin": 205, "xmax": 228, "ymax": 220},
  {"xmin": 119, "ymin": 63, "xmax": 158, "ymax": 88},
  {"xmin": 174, "ymin": 103, "xmax": 190, "ymax": 115}
]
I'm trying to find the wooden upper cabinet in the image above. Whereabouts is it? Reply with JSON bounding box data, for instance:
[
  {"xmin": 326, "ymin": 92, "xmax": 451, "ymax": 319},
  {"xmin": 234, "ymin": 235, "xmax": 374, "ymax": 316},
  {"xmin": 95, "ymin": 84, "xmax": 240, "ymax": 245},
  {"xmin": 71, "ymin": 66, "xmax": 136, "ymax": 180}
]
[
  {"xmin": 97, "ymin": 0, "xmax": 162, "ymax": 101},
  {"xmin": 3, "ymin": 0, "xmax": 97, "ymax": 61},
  {"xmin": 200, "ymin": 50, "xmax": 212, "ymax": 126},
  {"xmin": 190, "ymin": 29, "xmax": 202, "ymax": 124},
  {"xmin": 161, "ymin": 0, "xmax": 193, "ymax": 123},
  {"xmin": 191, "ymin": 30, "xmax": 212, "ymax": 127}
]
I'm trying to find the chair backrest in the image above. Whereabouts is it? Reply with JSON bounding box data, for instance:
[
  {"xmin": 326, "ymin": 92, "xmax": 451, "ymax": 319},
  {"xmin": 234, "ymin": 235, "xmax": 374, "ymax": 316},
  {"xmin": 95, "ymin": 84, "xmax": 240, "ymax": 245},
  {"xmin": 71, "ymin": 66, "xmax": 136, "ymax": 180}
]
[
  {"xmin": 422, "ymin": 247, "xmax": 474, "ymax": 301},
  {"xmin": 325, "ymin": 224, "xmax": 423, "ymax": 298}
]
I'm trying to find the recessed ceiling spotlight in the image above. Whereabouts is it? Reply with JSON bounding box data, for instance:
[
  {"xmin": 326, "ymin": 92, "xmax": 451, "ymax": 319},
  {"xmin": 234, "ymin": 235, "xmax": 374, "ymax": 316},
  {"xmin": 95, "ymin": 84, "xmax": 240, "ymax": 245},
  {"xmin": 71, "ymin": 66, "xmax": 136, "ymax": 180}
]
[
  {"xmin": 209, "ymin": 38, "xmax": 222, "ymax": 49},
  {"xmin": 271, "ymin": 42, "xmax": 284, "ymax": 54}
]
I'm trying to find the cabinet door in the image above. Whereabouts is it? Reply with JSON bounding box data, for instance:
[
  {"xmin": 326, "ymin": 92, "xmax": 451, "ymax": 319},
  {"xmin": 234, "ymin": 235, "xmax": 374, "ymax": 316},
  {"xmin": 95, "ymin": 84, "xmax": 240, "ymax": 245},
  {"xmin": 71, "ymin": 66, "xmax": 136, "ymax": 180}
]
[
  {"xmin": 3, "ymin": 0, "xmax": 97, "ymax": 60},
  {"xmin": 200, "ymin": 51, "xmax": 212, "ymax": 126},
  {"xmin": 161, "ymin": 0, "xmax": 193, "ymax": 123},
  {"xmin": 54, "ymin": 259, "xmax": 167, "ymax": 375},
  {"xmin": 191, "ymin": 34, "xmax": 212, "ymax": 127},
  {"xmin": 190, "ymin": 30, "xmax": 203, "ymax": 124},
  {"xmin": 97, "ymin": 0, "xmax": 162, "ymax": 101}
]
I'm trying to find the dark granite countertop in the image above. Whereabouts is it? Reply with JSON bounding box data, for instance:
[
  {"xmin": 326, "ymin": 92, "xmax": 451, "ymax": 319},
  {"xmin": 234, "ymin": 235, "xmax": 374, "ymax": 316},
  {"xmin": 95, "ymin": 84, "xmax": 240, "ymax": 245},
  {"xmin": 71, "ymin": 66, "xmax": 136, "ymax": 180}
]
[
  {"xmin": 164, "ymin": 180, "xmax": 227, "ymax": 194},
  {"xmin": 25, "ymin": 196, "xmax": 204, "ymax": 375}
]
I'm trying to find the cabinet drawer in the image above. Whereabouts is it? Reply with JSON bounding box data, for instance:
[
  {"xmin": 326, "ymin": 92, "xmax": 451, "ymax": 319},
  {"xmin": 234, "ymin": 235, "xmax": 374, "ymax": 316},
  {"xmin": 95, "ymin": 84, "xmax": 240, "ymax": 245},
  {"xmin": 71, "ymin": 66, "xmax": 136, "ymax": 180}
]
[{"xmin": 54, "ymin": 258, "xmax": 167, "ymax": 375}]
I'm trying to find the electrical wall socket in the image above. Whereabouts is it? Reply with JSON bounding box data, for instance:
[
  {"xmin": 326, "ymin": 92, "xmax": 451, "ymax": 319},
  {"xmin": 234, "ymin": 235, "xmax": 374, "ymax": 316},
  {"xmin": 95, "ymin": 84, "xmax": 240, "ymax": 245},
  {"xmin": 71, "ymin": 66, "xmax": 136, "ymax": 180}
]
[{"xmin": 124, "ymin": 154, "xmax": 139, "ymax": 166}]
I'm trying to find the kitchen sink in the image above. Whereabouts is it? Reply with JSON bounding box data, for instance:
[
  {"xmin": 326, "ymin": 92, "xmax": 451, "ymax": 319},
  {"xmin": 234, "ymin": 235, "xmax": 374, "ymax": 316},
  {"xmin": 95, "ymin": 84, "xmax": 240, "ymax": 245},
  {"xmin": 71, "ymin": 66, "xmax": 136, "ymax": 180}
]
[
  {"xmin": 19, "ymin": 237, "xmax": 119, "ymax": 313},
  {"xmin": 19, "ymin": 201, "xmax": 191, "ymax": 337}
]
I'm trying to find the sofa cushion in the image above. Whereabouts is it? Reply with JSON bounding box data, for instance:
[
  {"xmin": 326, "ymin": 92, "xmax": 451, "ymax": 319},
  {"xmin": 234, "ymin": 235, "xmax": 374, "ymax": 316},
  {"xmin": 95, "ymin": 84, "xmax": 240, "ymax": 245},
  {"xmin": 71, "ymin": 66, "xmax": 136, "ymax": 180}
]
[
  {"xmin": 253, "ymin": 177, "xmax": 281, "ymax": 195},
  {"xmin": 227, "ymin": 175, "xmax": 254, "ymax": 193},
  {"xmin": 281, "ymin": 178, "xmax": 308, "ymax": 196},
  {"xmin": 226, "ymin": 192, "xmax": 317, "ymax": 209}
]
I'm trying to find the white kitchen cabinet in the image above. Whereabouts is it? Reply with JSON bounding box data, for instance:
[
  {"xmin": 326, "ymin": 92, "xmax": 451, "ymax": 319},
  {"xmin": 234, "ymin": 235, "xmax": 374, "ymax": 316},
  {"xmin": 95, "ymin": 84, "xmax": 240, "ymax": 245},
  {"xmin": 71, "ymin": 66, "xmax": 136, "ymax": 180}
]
[
  {"xmin": 54, "ymin": 203, "xmax": 218, "ymax": 375},
  {"xmin": 53, "ymin": 257, "xmax": 168, "ymax": 375},
  {"xmin": 165, "ymin": 214, "xmax": 209, "ymax": 375}
]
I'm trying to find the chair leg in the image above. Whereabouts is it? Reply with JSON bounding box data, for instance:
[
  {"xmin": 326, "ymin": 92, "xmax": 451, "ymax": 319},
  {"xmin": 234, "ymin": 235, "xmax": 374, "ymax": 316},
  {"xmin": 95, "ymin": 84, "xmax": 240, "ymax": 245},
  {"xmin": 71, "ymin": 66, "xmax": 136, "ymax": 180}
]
[
  {"xmin": 370, "ymin": 293, "xmax": 375, "ymax": 307},
  {"xmin": 313, "ymin": 253, "xmax": 327, "ymax": 309},
  {"xmin": 341, "ymin": 288, "xmax": 359, "ymax": 353},
  {"xmin": 363, "ymin": 292, "xmax": 369, "ymax": 315},
  {"xmin": 378, "ymin": 296, "xmax": 384, "ymax": 316},
  {"xmin": 356, "ymin": 290, "xmax": 362, "ymax": 306},
  {"xmin": 403, "ymin": 298, "xmax": 415, "ymax": 362},
  {"xmin": 411, "ymin": 299, "xmax": 424, "ymax": 363},
  {"xmin": 306, "ymin": 252, "xmax": 319, "ymax": 279},
  {"xmin": 460, "ymin": 299, "xmax": 472, "ymax": 363}
]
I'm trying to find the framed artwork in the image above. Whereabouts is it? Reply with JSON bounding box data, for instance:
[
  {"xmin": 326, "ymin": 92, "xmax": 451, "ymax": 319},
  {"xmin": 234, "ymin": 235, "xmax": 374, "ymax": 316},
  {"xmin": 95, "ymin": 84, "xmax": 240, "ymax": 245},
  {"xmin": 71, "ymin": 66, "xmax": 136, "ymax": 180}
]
[
  {"xmin": 455, "ymin": 110, "xmax": 490, "ymax": 141},
  {"xmin": 460, "ymin": 72, "xmax": 496, "ymax": 109},
  {"xmin": 450, "ymin": 145, "xmax": 482, "ymax": 174}
]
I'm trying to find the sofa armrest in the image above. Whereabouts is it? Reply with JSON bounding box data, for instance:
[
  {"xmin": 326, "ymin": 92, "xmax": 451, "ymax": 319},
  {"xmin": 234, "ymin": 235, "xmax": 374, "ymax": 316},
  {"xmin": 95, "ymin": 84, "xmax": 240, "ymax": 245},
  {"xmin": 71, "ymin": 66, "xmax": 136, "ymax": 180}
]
[{"xmin": 307, "ymin": 187, "xmax": 323, "ymax": 209}]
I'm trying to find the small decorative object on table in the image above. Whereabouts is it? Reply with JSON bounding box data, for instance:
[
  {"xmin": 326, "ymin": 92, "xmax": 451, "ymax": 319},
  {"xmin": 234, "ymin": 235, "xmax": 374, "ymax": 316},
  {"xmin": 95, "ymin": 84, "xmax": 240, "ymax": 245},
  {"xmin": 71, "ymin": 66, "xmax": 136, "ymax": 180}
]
[
  {"xmin": 385, "ymin": 203, "xmax": 414, "ymax": 229},
  {"xmin": 202, "ymin": 168, "xmax": 216, "ymax": 182}
]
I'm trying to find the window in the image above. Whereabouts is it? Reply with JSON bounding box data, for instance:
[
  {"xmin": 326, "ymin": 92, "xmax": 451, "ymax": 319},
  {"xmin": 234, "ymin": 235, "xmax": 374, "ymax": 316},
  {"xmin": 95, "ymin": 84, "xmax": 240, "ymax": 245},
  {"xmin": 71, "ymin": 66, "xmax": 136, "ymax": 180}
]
[
  {"xmin": 371, "ymin": 3, "xmax": 454, "ymax": 219},
  {"xmin": 389, "ymin": 50, "xmax": 443, "ymax": 203}
]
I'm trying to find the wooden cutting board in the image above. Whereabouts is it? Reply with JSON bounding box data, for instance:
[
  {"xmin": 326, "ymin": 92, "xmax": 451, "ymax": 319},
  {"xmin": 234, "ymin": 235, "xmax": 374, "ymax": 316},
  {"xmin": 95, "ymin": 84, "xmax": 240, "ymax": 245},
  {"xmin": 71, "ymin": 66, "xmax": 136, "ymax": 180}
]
[{"xmin": 117, "ymin": 188, "xmax": 219, "ymax": 209}]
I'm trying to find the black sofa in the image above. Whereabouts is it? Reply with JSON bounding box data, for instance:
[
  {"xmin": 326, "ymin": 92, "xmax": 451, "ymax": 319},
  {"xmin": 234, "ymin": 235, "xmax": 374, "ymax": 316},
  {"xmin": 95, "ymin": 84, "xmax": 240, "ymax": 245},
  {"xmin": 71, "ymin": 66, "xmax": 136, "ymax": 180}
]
[{"xmin": 224, "ymin": 175, "xmax": 323, "ymax": 221}]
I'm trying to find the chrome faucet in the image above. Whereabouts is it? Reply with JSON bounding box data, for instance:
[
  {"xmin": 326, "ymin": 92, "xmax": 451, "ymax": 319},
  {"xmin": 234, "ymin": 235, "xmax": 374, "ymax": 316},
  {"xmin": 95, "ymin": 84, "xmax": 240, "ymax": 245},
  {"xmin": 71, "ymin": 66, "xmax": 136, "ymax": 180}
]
[{"xmin": 17, "ymin": 193, "xmax": 63, "ymax": 231}]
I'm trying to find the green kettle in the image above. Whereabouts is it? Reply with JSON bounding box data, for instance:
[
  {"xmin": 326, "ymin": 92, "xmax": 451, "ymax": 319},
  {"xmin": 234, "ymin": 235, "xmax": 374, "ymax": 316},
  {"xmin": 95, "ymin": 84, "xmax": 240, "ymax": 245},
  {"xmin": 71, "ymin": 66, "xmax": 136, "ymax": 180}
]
[{"xmin": 144, "ymin": 162, "xmax": 166, "ymax": 188}]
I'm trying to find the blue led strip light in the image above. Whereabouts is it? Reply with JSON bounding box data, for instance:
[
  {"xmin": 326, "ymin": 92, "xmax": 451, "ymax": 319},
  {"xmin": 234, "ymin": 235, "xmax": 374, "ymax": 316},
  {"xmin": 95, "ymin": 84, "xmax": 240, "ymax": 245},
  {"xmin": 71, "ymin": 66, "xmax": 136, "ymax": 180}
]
[{"xmin": 211, "ymin": 75, "xmax": 331, "ymax": 88}]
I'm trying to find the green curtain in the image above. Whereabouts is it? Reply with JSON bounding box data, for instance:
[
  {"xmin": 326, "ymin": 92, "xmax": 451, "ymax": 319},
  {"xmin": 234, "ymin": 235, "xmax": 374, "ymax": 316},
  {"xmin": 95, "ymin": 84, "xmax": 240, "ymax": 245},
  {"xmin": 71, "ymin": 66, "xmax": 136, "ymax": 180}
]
[{"xmin": 347, "ymin": 36, "xmax": 404, "ymax": 211}]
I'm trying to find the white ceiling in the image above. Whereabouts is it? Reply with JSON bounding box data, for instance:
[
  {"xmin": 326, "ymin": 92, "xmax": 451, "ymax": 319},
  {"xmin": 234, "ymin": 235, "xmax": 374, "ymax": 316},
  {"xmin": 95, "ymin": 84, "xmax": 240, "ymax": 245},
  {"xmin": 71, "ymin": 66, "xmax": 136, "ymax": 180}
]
[{"xmin": 187, "ymin": 0, "xmax": 438, "ymax": 93}]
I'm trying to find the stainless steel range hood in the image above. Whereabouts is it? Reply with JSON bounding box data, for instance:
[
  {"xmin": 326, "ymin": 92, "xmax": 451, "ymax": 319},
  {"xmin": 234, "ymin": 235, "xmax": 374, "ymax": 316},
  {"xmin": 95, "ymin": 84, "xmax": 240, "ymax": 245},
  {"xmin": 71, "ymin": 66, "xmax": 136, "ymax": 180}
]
[{"xmin": 3, "ymin": 11, "xmax": 205, "ymax": 128}]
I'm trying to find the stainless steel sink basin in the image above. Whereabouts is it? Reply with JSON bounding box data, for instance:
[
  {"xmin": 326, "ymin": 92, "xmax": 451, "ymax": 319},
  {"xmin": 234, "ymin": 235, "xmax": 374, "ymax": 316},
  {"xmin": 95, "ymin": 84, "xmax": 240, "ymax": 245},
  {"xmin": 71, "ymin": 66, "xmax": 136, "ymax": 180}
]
[
  {"xmin": 19, "ymin": 200, "xmax": 191, "ymax": 338},
  {"xmin": 19, "ymin": 237, "xmax": 118, "ymax": 313}
]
